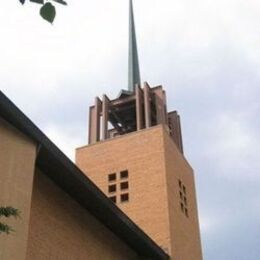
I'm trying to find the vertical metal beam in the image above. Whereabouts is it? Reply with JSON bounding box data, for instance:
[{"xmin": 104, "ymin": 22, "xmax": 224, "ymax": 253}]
[
  {"xmin": 168, "ymin": 111, "xmax": 184, "ymax": 154},
  {"xmin": 143, "ymin": 82, "xmax": 151, "ymax": 128},
  {"xmin": 163, "ymin": 90, "xmax": 167, "ymax": 119},
  {"xmin": 135, "ymin": 84, "xmax": 144, "ymax": 130},
  {"xmin": 154, "ymin": 86, "xmax": 167, "ymax": 125},
  {"xmin": 88, "ymin": 97, "xmax": 101, "ymax": 144},
  {"xmin": 95, "ymin": 97, "xmax": 102, "ymax": 142},
  {"xmin": 102, "ymin": 95, "xmax": 110, "ymax": 140},
  {"xmin": 88, "ymin": 106, "xmax": 95, "ymax": 144},
  {"xmin": 177, "ymin": 114, "xmax": 184, "ymax": 154}
]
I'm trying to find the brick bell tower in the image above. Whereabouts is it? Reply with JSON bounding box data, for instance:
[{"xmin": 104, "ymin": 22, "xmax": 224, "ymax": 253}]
[{"xmin": 76, "ymin": 1, "xmax": 203, "ymax": 259}]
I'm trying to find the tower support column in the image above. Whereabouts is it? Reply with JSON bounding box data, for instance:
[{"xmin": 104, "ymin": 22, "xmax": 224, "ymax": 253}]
[
  {"xmin": 88, "ymin": 97, "xmax": 101, "ymax": 144},
  {"xmin": 154, "ymin": 87, "xmax": 167, "ymax": 125},
  {"xmin": 135, "ymin": 84, "xmax": 144, "ymax": 130},
  {"xmin": 102, "ymin": 95, "xmax": 110, "ymax": 140},
  {"xmin": 144, "ymin": 82, "xmax": 152, "ymax": 128}
]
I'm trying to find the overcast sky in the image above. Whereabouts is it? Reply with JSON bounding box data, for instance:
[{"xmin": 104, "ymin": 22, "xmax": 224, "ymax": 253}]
[{"xmin": 1, "ymin": 0, "xmax": 260, "ymax": 259}]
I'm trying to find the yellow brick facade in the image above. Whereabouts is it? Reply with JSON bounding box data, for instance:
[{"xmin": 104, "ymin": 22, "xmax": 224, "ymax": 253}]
[
  {"xmin": 76, "ymin": 125, "xmax": 203, "ymax": 259},
  {"xmin": 26, "ymin": 169, "xmax": 139, "ymax": 260},
  {"xmin": 0, "ymin": 115, "xmax": 162, "ymax": 260},
  {"xmin": 163, "ymin": 129, "xmax": 203, "ymax": 260},
  {"xmin": 0, "ymin": 119, "xmax": 37, "ymax": 260}
]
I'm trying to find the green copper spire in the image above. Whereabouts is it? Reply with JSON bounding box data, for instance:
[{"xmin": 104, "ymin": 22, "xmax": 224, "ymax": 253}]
[{"xmin": 128, "ymin": 0, "xmax": 141, "ymax": 92}]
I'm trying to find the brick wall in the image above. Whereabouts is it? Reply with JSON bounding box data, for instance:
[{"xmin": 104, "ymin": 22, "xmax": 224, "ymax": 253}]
[
  {"xmin": 76, "ymin": 125, "xmax": 203, "ymax": 259},
  {"xmin": 163, "ymin": 128, "xmax": 203, "ymax": 260},
  {"xmin": 76, "ymin": 126, "xmax": 172, "ymax": 254},
  {"xmin": 0, "ymin": 118, "xmax": 36, "ymax": 260},
  {"xmin": 26, "ymin": 168, "xmax": 139, "ymax": 260}
]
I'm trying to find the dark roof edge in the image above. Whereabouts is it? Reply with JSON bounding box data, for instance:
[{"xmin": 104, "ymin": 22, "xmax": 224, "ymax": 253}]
[{"xmin": 0, "ymin": 91, "xmax": 169, "ymax": 260}]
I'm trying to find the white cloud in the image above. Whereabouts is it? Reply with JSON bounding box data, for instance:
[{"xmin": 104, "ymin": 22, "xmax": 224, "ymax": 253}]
[
  {"xmin": 1, "ymin": 1, "xmax": 260, "ymax": 259},
  {"xmin": 199, "ymin": 213, "xmax": 222, "ymax": 236},
  {"xmin": 43, "ymin": 124, "xmax": 85, "ymax": 161},
  {"xmin": 203, "ymin": 108, "xmax": 260, "ymax": 181}
]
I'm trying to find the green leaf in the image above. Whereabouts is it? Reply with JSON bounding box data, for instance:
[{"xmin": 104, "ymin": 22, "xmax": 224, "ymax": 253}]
[
  {"xmin": 0, "ymin": 222, "xmax": 14, "ymax": 234},
  {"xmin": 40, "ymin": 2, "xmax": 56, "ymax": 24},
  {"xmin": 0, "ymin": 207, "xmax": 20, "ymax": 218},
  {"xmin": 51, "ymin": 0, "xmax": 67, "ymax": 6},
  {"xmin": 30, "ymin": 0, "xmax": 44, "ymax": 4}
]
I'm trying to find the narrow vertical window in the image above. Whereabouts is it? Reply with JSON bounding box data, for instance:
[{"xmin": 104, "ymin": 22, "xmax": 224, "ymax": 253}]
[
  {"xmin": 178, "ymin": 179, "xmax": 189, "ymax": 218},
  {"xmin": 185, "ymin": 208, "xmax": 189, "ymax": 217},
  {"xmin": 180, "ymin": 203, "xmax": 184, "ymax": 212}
]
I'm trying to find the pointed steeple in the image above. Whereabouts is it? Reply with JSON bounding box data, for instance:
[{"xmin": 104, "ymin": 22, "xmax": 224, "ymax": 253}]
[{"xmin": 128, "ymin": 0, "xmax": 141, "ymax": 92}]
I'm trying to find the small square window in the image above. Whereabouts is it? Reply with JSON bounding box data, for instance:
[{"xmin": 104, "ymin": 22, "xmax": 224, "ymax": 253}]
[
  {"xmin": 121, "ymin": 193, "xmax": 129, "ymax": 202},
  {"xmin": 183, "ymin": 185, "xmax": 186, "ymax": 194},
  {"xmin": 185, "ymin": 208, "xmax": 189, "ymax": 217},
  {"xmin": 108, "ymin": 173, "xmax": 116, "ymax": 182},
  {"xmin": 120, "ymin": 170, "xmax": 128, "ymax": 179},
  {"xmin": 120, "ymin": 182, "xmax": 129, "ymax": 190},
  {"xmin": 108, "ymin": 184, "xmax": 116, "ymax": 193},
  {"xmin": 184, "ymin": 197, "xmax": 187, "ymax": 206},
  {"xmin": 179, "ymin": 191, "xmax": 183, "ymax": 200},
  {"xmin": 109, "ymin": 196, "xmax": 116, "ymax": 203},
  {"xmin": 178, "ymin": 179, "xmax": 182, "ymax": 188}
]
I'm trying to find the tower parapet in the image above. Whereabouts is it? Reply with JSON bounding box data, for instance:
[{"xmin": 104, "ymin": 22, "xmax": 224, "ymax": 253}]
[{"xmin": 88, "ymin": 83, "xmax": 183, "ymax": 154}]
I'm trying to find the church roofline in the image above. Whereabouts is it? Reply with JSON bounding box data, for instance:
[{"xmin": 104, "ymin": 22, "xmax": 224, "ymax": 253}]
[{"xmin": 0, "ymin": 91, "xmax": 169, "ymax": 260}]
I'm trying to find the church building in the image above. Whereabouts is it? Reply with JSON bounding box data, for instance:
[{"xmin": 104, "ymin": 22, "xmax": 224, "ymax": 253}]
[
  {"xmin": 0, "ymin": 1, "xmax": 202, "ymax": 259},
  {"xmin": 76, "ymin": 1, "xmax": 202, "ymax": 259}
]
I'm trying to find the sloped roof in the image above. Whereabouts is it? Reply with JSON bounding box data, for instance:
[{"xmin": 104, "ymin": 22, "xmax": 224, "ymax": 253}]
[{"xmin": 0, "ymin": 91, "xmax": 169, "ymax": 260}]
